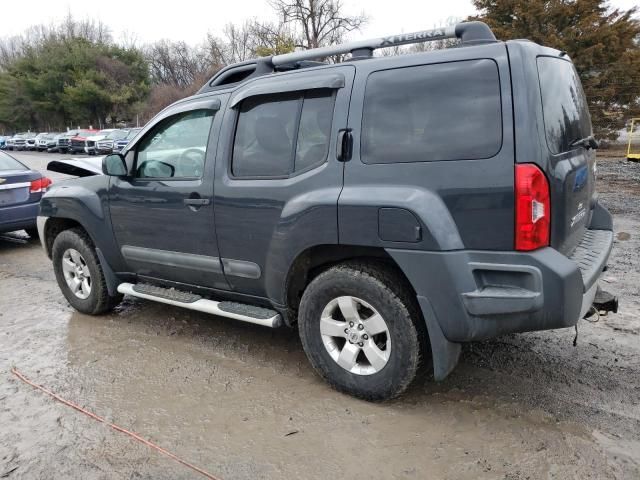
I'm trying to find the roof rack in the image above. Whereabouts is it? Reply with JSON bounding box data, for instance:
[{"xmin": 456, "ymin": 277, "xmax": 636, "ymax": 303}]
[
  {"xmin": 199, "ymin": 21, "xmax": 496, "ymax": 93},
  {"xmin": 273, "ymin": 21, "xmax": 496, "ymax": 66}
]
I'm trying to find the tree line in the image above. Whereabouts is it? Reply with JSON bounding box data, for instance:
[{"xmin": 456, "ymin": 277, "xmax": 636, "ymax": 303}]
[
  {"xmin": 0, "ymin": 0, "xmax": 638, "ymax": 140},
  {"xmin": 0, "ymin": 0, "xmax": 366, "ymax": 132}
]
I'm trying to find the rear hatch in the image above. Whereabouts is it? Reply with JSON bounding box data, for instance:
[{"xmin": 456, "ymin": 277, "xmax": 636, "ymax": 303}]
[{"xmin": 536, "ymin": 55, "xmax": 596, "ymax": 255}]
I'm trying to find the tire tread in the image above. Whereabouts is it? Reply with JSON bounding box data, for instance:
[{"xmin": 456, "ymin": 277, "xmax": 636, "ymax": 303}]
[
  {"xmin": 299, "ymin": 260, "xmax": 425, "ymax": 401},
  {"xmin": 52, "ymin": 228, "xmax": 122, "ymax": 315}
]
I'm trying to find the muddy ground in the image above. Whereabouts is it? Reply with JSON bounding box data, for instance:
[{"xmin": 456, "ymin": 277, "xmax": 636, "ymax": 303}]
[{"xmin": 1, "ymin": 152, "xmax": 639, "ymax": 479}]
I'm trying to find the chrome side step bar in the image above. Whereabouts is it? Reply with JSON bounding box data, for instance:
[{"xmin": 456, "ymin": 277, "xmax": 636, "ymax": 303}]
[{"xmin": 117, "ymin": 283, "xmax": 282, "ymax": 328}]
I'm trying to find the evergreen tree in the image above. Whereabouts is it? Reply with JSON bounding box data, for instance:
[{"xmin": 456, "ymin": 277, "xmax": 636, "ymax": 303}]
[
  {"xmin": 472, "ymin": 0, "xmax": 640, "ymax": 140},
  {"xmin": 0, "ymin": 36, "xmax": 149, "ymax": 131}
]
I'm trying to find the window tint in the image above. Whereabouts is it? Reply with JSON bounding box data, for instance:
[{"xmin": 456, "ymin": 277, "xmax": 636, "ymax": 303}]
[
  {"xmin": 0, "ymin": 152, "xmax": 27, "ymax": 171},
  {"xmin": 537, "ymin": 57, "xmax": 592, "ymax": 154},
  {"xmin": 233, "ymin": 93, "xmax": 299, "ymax": 177},
  {"xmin": 135, "ymin": 109, "xmax": 214, "ymax": 179},
  {"xmin": 232, "ymin": 90, "xmax": 335, "ymax": 177},
  {"xmin": 361, "ymin": 59, "xmax": 502, "ymax": 163},
  {"xmin": 295, "ymin": 90, "xmax": 335, "ymax": 172}
]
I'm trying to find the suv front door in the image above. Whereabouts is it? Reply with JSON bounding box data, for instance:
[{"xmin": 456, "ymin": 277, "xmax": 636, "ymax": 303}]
[{"xmin": 109, "ymin": 96, "xmax": 230, "ymax": 289}]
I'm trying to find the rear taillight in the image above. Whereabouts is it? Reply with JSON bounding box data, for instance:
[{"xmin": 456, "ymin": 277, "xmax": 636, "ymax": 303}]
[
  {"xmin": 30, "ymin": 177, "xmax": 52, "ymax": 193},
  {"xmin": 515, "ymin": 164, "xmax": 550, "ymax": 251}
]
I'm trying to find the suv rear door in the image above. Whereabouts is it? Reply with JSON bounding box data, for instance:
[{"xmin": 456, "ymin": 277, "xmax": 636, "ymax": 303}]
[
  {"xmin": 108, "ymin": 96, "xmax": 230, "ymax": 289},
  {"xmin": 213, "ymin": 65, "xmax": 355, "ymax": 301}
]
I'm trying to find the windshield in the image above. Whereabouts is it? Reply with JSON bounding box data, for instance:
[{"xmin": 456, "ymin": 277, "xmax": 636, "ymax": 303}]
[
  {"xmin": 537, "ymin": 56, "xmax": 592, "ymax": 154},
  {"xmin": 107, "ymin": 130, "xmax": 128, "ymax": 140},
  {"xmin": 0, "ymin": 151, "xmax": 28, "ymax": 171},
  {"xmin": 126, "ymin": 128, "xmax": 142, "ymax": 140}
]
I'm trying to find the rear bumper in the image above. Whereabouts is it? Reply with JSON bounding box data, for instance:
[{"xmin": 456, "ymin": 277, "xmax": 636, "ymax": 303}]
[
  {"xmin": 388, "ymin": 226, "xmax": 614, "ymax": 343},
  {"xmin": 0, "ymin": 202, "xmax": 39, "ymax": 233}
]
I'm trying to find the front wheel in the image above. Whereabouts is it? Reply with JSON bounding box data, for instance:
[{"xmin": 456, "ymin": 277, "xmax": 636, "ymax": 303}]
[
  {"xmin": 52, "ymin": 228, "xmax": 122, "ymax": 315},
  {"xmin": 298, "ymin": 262, "xmax": 424, "ymax": 401}
]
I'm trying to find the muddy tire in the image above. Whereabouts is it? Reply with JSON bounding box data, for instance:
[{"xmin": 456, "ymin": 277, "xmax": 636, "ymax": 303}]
[
  {"xmin": 52, "ymin": 228, "xmax": 122, "ymax": 315},
  {"xmin": 298, "ymin": 261, "xmax": 423, "ymax": 401}
]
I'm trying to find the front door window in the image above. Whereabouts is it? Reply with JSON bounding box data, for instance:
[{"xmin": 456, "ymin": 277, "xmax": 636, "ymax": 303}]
[{"xmin": 136, "ymin": 110, "xmax": 214, "ymax": 179}]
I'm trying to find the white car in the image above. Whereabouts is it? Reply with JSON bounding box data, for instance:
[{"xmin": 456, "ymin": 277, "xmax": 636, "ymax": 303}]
[
  {"xmin": 84, "ymin": 129, "xmax": 117, "ymax": 155},
  {"xmin": 7, "ymin": 133, "xmax": 28, "ymax": 151},
  {"xmin": 95, "ymin": 129, "xmax": 129, "ymax": 154},
  {"xmin": 35, "ymin": 133, "xmax": 53, "ymax": 151}
]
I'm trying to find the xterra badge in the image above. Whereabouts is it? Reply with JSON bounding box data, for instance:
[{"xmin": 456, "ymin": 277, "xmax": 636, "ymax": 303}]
[{"xmin": 570, "ymin": 202, "xmax": 587, "ymax": 227}]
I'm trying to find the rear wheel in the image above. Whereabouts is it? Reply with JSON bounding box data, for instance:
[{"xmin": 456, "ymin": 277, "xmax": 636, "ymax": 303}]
[
  {"xmin": 52, "ymin": 228, "xmax": 122, "ymax": 314},
  {"xmin": 298, "ymin": 262, "xmax": 423, "ymax": 401}
]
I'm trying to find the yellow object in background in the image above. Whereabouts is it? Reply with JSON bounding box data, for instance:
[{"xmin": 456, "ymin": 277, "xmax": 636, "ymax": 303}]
[{"xmin": 628, "ymin": 118, "xmax": 640, "ymax": 160}]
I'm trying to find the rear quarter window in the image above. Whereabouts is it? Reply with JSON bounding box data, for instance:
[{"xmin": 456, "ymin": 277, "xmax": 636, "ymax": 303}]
[{"xmin": 361, "ymin": 59, "xmax": 502, "ymax": 163}]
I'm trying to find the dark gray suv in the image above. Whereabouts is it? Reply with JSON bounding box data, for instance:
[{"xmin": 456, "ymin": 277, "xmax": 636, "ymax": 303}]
[{"xmin": 38, "ymin": 22, "xmax": 615, "ymax": 400}]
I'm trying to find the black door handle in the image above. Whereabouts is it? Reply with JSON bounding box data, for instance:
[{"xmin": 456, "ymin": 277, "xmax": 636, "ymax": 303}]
[{"xmin": 337, "ymin": 128, "xmax": 353, "ymax": 162}]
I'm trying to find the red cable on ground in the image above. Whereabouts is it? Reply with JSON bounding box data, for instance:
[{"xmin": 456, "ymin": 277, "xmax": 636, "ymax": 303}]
[{"xmin": 10, "ymin": 368, "xmax": 221, "ymax": 480}]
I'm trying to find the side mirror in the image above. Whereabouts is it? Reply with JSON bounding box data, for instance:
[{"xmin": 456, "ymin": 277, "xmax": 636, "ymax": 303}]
[{"xmin": 102, "ymin": 153, "xmax": 128, "ymax": 176}]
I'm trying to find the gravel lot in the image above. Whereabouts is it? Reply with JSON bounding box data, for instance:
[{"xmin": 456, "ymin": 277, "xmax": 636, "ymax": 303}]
[{"xmin": 1, "ymin": 151, "xmax": 639, "ymax": 479}]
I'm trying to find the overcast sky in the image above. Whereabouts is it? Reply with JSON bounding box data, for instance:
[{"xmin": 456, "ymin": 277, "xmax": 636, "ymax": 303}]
[{"xmin": 1, "ymin": 0, "xmax": 638, "ymax": 46}]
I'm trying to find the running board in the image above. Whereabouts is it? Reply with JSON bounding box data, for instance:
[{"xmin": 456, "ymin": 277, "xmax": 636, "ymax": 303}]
[{"xmin": 117, "ymin": 283, "xmax": 282, "ymax": 328}]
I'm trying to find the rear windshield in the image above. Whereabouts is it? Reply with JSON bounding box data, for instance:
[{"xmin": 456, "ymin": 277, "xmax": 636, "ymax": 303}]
[
  {"xmin": 361, "ymin": 59, "xmax": 503, "ymax": 163},
  {"xmin": 537, "ymin": 56, "xmax": 592, "ymax": 154},
  {"xmin": 0, "ymin": 151, "xmax": 27, "ymax": 171}
]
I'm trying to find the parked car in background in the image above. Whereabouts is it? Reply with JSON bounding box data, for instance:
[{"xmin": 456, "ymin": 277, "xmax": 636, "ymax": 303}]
[
  {"xmin": 47, "ymin": 134, "xmax": 64, "ymax": 152},
  {"xmin": 25, "ymin": 132, "xmax": 38, "ymax": 150},
  {"xmin": 0, "ymin": 150, "xmax": 51, "ymax": 237},
  {"xmin": 95, "ymin": 129, "xmax": 129, "ymax": 154},
  {"xmin": 0, "ymin": 136, "xmax": 8, "ymax": 149},
  {"xmin": 55, "ymin": 131, "xmax": 76, "ymax": 153},
  {"xmin": 84, "ymin": 129, "xmax": 117, "ymax": 155},
  {"xmin": 58, "ymin": 130, "xmax": 94, "ymax": 154},
  {"xmin": 69, "ymin": 129, "xmax": 99, "ymax": 154},
  {"xmin": 36, "ymin": 133, "xmax": 56, "ymax": 151},
  {"xmin": 8, "ymin": 133, "xmax": 28, "ymax": 151},
  {"xmin": 113, "ymin": 127, "xmax": 142, "ymax": 153}
]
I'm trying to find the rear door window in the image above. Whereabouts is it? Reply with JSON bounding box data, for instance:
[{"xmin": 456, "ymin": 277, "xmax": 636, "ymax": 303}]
[
  {"xmin": 361, "ymin": 59, "xmax": 502, "ymax": 163},
  {"xmin": 232, "ymin": 90, "xmax": 336, "ymax": 178},
  {"xmin": 537, "ymin": 56, "xmax": 592, "ymax": 154}
]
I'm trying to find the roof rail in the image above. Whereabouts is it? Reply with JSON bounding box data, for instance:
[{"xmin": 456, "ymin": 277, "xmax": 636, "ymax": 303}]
[
  {"xmin": 272, "ymin": 21, "xmax": 496, "ymax": 66},
  {"xmin": 198, "ymin": 21, "xmax": 496, "ymax": 93}
]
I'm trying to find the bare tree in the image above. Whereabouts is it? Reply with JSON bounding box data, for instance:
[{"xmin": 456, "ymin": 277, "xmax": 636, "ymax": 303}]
[
  {"xmin": 146, "ymin": 40, "xmax": 210, "ymax": 87},
  {"xmin": 222, "ymin": 22, "xmax": 255, "ymax": 63},
  {"xmin": 59, "ymin": 12, "xmax": 112, "ymax": 43},
  {"xmin": 249, "ymin": 20, "xmax": 296, "ymax": 57},
  {"xmin": 270, "ymin": 0, "xmax": 367, "ymax": 49}
]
